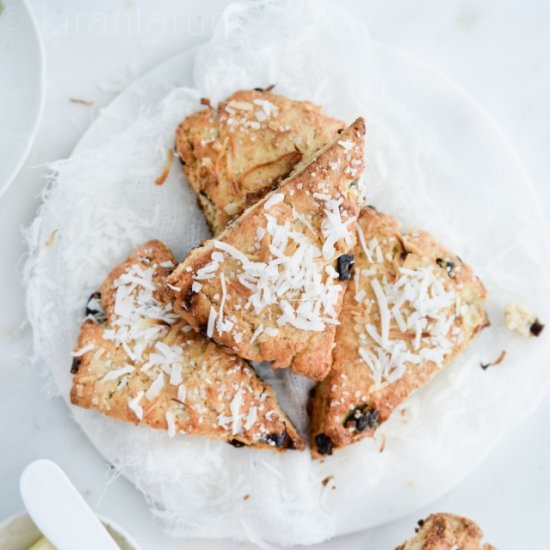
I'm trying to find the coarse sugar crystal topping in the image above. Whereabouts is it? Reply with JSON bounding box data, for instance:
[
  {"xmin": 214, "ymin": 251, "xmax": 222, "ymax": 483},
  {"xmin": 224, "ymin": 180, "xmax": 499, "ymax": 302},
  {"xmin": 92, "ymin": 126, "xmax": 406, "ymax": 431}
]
[{"xmin": 221, "ymin": 96, "xmax": 280, "ymax": 134}]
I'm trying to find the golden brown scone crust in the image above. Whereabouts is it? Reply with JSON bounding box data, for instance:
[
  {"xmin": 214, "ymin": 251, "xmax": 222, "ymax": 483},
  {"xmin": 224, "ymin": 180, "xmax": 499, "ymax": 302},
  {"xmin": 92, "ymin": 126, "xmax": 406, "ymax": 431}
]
[
  {"xmin": 176, "ymin": 89, "xmax": 345, "ymax": 234},
  {"xmin": 395, "ymin": 513, "xmax": 497, "ymax": 550},
  {"xmin": 164, "ymin": 119, "xmax": 366, "ymax": 381},
  {"xmin": 70, "ymin": 240, "xmax": 304, "ymax": 451},
  {"xmin": 310, "ymin": 207, "xmax": 488, "ymax": 457}
]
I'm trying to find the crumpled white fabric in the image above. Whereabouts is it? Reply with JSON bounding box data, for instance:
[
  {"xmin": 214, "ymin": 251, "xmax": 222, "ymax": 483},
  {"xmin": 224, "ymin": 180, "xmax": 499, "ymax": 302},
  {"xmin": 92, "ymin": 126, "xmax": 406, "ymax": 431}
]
[{"xmin": 24, "ymin": 0, "xmax": 550, "ymax": 546}]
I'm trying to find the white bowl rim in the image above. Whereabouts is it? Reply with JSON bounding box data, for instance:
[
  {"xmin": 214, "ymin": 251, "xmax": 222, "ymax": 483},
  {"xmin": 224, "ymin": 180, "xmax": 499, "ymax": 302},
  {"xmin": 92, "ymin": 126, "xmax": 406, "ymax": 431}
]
[
  {"xmin": 0, "ymin": 0, "xmax": 46, "ymax": 199},
  {"xmin": 0, "ymin": 510, "xmax": 142, "ymax": 550}
]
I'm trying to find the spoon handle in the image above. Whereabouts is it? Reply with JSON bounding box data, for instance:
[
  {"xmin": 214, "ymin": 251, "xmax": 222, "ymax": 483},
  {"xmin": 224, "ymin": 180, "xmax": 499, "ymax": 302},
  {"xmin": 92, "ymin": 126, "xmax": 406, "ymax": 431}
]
[{"xmin": 20, "ymin": 459, "xmax": 120, "ymax": 550}]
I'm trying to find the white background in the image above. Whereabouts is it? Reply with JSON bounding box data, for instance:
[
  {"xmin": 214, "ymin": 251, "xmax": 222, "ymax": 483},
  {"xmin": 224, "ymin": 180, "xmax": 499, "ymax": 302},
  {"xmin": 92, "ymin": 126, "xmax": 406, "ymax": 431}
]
[{"xmin": 1, "ymin": 1, "xmax": 549, "ymax": 548}]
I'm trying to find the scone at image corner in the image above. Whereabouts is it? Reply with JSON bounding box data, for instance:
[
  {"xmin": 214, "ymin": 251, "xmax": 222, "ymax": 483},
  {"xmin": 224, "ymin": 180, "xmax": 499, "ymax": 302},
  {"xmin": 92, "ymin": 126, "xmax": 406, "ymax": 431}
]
[
  {"xmin": 70, "ymin": 240, "xmax": 304, "ymax": 452},
  {"xmin": 310, "ymin": 207, "xmax": 488, "ymax": 457},
  {"xmin": 396, "ymin": 513, "xmax": 497, "ymax": 550},
  {"xmin": 164, "ymin": 118, "xmax": 366, "ymax": 381},
  {"xmin": 176, "ymin": 89, "xmax": 345, "ymax": 234}
]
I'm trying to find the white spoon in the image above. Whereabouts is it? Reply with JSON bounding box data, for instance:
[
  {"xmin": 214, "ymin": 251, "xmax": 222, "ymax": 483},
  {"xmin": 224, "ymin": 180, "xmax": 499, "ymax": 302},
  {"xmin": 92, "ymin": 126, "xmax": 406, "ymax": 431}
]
[{"xmin": 20, "ymin": 459, "xmax": 120, "ymax": 550}]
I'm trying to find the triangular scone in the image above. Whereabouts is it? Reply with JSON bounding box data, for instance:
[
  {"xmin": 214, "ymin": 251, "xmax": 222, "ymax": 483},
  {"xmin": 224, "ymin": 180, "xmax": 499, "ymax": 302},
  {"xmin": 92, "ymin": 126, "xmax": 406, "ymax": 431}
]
[
  {"xmin": 70, "ymin": 241, "xmax": 304, "ymax": 451},
  {"xmin": 396, "ymin": 513, "xmax": 497, "ymax": 550},
  {"xmin": 176, "ymin": 89, "xmax": 345, "ymax": 234},
  {"xmin": 164, "ymin": 118, "xmax": 366, "ymax": 381},
  {"xmin": 310, "ymin": 207, "xmax": 488, "ymax": 456}
]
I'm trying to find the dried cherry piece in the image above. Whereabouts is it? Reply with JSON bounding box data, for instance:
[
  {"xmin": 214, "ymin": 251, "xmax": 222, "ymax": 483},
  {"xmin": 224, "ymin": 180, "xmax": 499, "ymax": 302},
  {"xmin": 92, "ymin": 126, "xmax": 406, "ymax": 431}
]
[
  {"xmin": 436, "ymin": 257, "xmax": 455, "ymax": 276},
  {"xmin": 315, "ymin": 433, "xmax": 333, "ymax": 455},
  {"xmin": 336, "ymin": 254, "xmax": 354, "ymax": 281},
  {"xmin": 530, "ymin": 319, "xmax": 545, "ymax": 337},
  {"xmin": 344, "ymin": 405, "xmax": 378, "ymax": 432},
  {"xmin": 266, "ymin": 430, "xmax": 287, "ymax": 448},
  {"xmin": 70, "ymin": 357, "xmax": 81, "ymax": 374},
  {"xmin": 85, "ymin": 291, "xmax": 105, "ymax": 321}
]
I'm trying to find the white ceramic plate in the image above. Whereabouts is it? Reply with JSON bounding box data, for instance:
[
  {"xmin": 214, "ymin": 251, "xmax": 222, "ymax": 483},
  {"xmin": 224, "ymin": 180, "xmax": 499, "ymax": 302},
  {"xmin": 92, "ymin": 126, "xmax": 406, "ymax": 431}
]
[
  {"xmin": 54, "ymin": 42, "xmax": 548, "ymax": 546},
  {"xmin": 0, "ymin": 0, "xmax": 44, "ymax": 198}
]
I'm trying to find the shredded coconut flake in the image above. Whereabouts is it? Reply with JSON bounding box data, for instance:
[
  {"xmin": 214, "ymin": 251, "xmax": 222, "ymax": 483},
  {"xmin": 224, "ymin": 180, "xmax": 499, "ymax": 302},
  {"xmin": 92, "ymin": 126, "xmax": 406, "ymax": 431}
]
[
  {"xmin": 320, "ymin": 196, "xmax": 355, "ymax": 259},
  {"xmin": 213, "ymin": 240, "xmax": 250, "ymax": 265},
  {"xmin": 250, "ymin": 324, "xmax": 264, "ymax": 344},
  {"xmin": 177, "ymin": 384, "xmax": 187, "ymax": 402},
  {"xmin": 207, "ymin": 306, "xmax": 218, "ymax": 338},
  {"xmin": 244, "ymin": 406, "xmax": 258, "ymax": 431},
  {"xmin": 71, "ymin": 343, "xmax": 95, "ymax": 357},
  {"xmin": 356, "ymin": 224, "xmax": 373, "ymax": 263},
  {"xmin": 192, "ymin": 281, "xmax": 202, "ymax": 293},
  {"xmin": 371, "ymin": 278, "xmax": 390, "ymax": 346},
  {"xmin": 230, "ymin": 388, "xmax": 244, "ymax": 435},
  {"xmin": 166, "ymin": 410, "xmax": 176, "ymax": 438},
  {"xmin": 103, "ymin": 364, "xmax": 134, "ymax": 382},
  {"xmin": 146, "ymin": 373, "xmax": 165, "ymax": 400},
  {"xmin": 338, "ymin": 139, "xmax": 353, "ymax": 151},
  {"xmin": 128, "ymin": 390, "xmax": 145, "ymax": 420},
  {"xmin": 264, "ymin": 193, "xmax": 285, "ymax": 210}
]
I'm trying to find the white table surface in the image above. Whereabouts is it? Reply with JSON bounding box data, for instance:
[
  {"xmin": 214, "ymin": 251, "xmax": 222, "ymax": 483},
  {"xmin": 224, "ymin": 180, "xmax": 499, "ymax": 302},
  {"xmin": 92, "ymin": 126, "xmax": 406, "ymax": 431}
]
[{"xmin": 1, "ymin": 1, "xmax": 549, "ymax": 548}]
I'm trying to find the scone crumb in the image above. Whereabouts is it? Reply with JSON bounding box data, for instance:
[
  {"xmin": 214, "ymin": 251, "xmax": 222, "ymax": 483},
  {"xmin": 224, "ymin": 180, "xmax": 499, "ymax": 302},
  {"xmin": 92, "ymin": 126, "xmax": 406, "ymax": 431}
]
[
  {"xmin": 321, "ymin": 475, "xmax": 333, "ymax": 487},
  {"xmin": 243, "ymin": 494, "xmax": 250, "ymax": 501},
  {"xmin": 70, "ymin": 97, "xmax": 94, "ymax": 106},
  {"xmin": 155, "ymin": 148, "xmax": 174, "ymax": 186},
  {"xmin": 530, "ymin": 318, "xmax": 545, "ymax": 337},
  {"xmin": 253, "ymin": 84, "xmax": 276, "ymax": 92},
  {"xmin": 480, "ymin": 350, "xmax": 506, "ymax": 370},
  {"xmin": 45, "ymin": 229, "xmax": 58, "ymax": 247},
  {"xmin": 504, "ymin": 303, "xmax": 545, "ymax": 337}
]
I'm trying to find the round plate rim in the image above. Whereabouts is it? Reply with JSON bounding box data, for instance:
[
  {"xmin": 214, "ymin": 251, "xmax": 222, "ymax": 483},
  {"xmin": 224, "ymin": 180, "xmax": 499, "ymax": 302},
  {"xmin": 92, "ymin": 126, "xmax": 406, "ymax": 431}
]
[{"xmin": 0, "ymin": 0, "xmax": 46, "ymax": 199}]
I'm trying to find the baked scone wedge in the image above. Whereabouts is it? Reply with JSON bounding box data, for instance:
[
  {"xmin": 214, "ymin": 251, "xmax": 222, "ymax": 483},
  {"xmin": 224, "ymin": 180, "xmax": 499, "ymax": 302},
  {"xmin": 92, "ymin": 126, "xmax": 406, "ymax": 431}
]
[
  {"xmin": 310, "ymin": 207, "xmax": 488, "ymax": 456},
  {"xmin": 70, "ymin": 240, "xmax": 304, "ymax": 451},
  {"xmin": 396, "ymin": 513, "xmax": 497, "ymax": 550},
  {"xmin": 164, "ymin": 118, "xmax": 366, "ymax": 381},
  {"xmin": 176, "ymin": 89, "xmax": 345, "ymax": 234}
]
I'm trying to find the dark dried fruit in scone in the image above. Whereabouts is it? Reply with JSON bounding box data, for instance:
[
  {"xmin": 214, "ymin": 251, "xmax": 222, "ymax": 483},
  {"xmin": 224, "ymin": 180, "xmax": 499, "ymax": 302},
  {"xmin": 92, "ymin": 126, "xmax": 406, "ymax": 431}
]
[
  {"xmin": 70, "ymin": 357, "xmax": 81, "ymax": 374},
  {"xmin": 344, "ymin": 405, "xmax": 378, "ymax": 432},
  {"xmin": 436, "ymin": 257, "xmax": 455, "ymax": 276},
  {"xmin": 337, "ymin": 254, "xmax": 354, "ymax": 280},
  {"xmin": 266, "ymin": 431, "xmax": 288, "ymax": 448},
  {"xmin": 315, "ymin": 433, "xmax": 333, "ymax": 455},
  {"xmin": 85, "ymin": 291, "xmax": 106, "ymax": 322}
]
